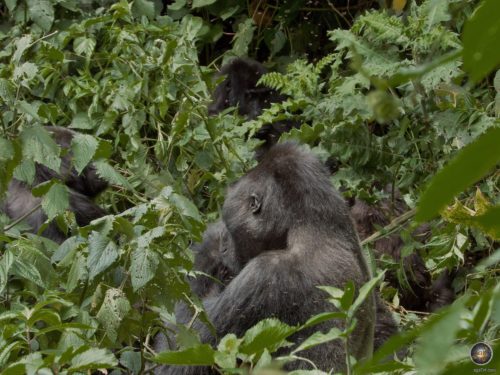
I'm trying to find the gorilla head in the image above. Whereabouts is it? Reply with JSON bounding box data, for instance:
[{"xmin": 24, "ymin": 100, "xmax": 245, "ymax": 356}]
[
  {"xmin": 222, "ymin": 142, "xmax": 360, "ymax": 268},
  {"xmin": 208, "ymin": 58, "xmax": 276, "ymax": 119},
  {"xmin": 208, "ymin": 58, "xmax": 298, "ymax": 159}
]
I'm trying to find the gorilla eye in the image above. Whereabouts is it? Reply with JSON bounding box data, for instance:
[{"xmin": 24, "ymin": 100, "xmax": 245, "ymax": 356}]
[{"xmin": 249, "ymin": 193, "xmax": 261, "ymax": 214}]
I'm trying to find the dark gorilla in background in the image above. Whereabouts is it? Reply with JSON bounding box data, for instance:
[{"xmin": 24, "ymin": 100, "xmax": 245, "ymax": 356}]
[
  {"xmin": 2, "ymin": 126, "xmax": 108, "ymax": 243},
  {"xmin": 208, "ymin": 58, "xmax": 299, "ymax": 158},
  {"xmin": 156, "ymin": 143, "xmax": 376, "ymax": 374},
  {"xmin": 350, "ymin": 193, "xmax": 454, "ymax": 312}
]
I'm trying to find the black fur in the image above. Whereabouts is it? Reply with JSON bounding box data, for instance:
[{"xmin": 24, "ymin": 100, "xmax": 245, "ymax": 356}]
[
  {"xmin": 208, "ymin": 58, "xmax": 298, "ymax": 158},
  {"xmin": 156, "ymin": 143, "xmax": 376, "ymax": 373},
  {"xmin": 2, "ymin": 126, "xmax": 107, "ymax": 242},
  {"xmin": 350, "ymin": 194, "xmax": 454, "ymax": 312}
]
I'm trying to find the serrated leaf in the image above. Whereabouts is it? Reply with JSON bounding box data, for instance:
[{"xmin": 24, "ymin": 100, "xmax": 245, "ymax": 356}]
[
  {"xmin": 21, "ymin": 125, "xmax": 60, "ymax": 172},
  {"xmin": 168, "ymin": 193, "xmax": 202, "ymax": 222},
  {"xmin": 27, "ymin": 0, "xmax": 54, "ymax": 31},
  {"xmin": 71, "ymin": 134, "xmax": 98, "ymax": 174},
  {"xmin": 17, "ymin": 100, "xmax": 40, "ymax": 120},
  {"xmin": 132, "ymin": 0, "xmax": 155, "ymax": 19},
  {"xmin": 87, "ymin": 232, "xmax": 119, "ymax": 280},
  {"xmin": 130, "ymin": 247, "xmax": 159, "ymax": 291},
  {"xmin": 70, "ymin": 112, "xmax": 94, "ymax": 130},
  {"xmin": 0, "ymin": 250, "xmax": 14, "ymax": 295},
  {"xmin": 232, "ymin": 18, "xmax": 255, "ymax": 57},
  {"xmin": 41, "ymin": 182, "xmax": 69, "ymax": 221},
  {"xmin": 120, "ymin": 350, "xmax": 141, "ymax": 375},
  {"xmin": 12, "ymin": 35, "xmax": 32, "ymax": 64},
  {"xmin": 417, "ymin": 126, "xmax": 500, "ymax": 221},
  {"xmin": 73, "ymin": 37, "xmax": 96, "ymax": 57},
  {"xmin": 96, "ymin": 288, "xmax": 131, "ymax": 342},
  {"xmin": 13, "ymin": 62, "xmax": 38, "ymax": 82},
  {"xmin": 67, "ymin": 252, "xmax": 88, "ymax": 292},
  {"xmin": 69, "ymin": 348, "xmax": 118, "ymax": 372},
  {"xmin": 0, "ymin": 138, "xmax": 14, "ymax": 161},
  {"xmin": 10, "ymin": 241, "xmax": 53, "ymax": 288},
  {"xmin": 240, "ymin": 318, "xmax": 296, "ymax": 355},
  {"xmin": 463, "ymin": 0, "xmax": 500, "ymax": 82},
  {"xmin": 0, "ymin": 78, "xmax": 15, "ymax": 103},
  {"xmin": 93, "ymin": 160, "xmax": 133, "ymax": 190},
  {"xmin": 154, "ymin": 345, "xmax": 215, "ymax": 365}
]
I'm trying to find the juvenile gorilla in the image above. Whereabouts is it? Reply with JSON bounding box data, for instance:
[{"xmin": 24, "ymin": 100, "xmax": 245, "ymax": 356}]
[
  {"xmin": 208, "ymin": 58, "xmax": 298, "ymax": 158},
  {"xmin": 157, "ymin": 143, "xmax": 376, "ymax": 373},
  {"xmin": 2, "ymin": 126, "xmax": 107, "ymax": 243}
]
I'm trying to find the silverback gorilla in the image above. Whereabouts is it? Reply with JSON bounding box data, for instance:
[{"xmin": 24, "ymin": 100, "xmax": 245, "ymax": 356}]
[
  {"xmin": 155, "ymin": 143, "xmax": 376, "ymax": 373},
  {"xmin": 2, "ymin": 126, "xmax": 107, "ymax": 243}
]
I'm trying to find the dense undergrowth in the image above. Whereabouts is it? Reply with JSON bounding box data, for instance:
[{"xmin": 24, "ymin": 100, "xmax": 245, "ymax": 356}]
[{"xmin": 0, "ymin": 0, "xmax": 499, "ymax": 374}]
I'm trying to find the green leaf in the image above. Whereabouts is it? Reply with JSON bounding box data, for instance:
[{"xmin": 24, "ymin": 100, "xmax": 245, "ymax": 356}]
[
  {"xmin": 232, "ymin": 18, "xmax": 255, "ymax": 57},
  {"xmin": 301, "ymin": 311, "xmax": 347, "ymax": 330},
  {"xmin": 494, "ymin": 69, "xmax": 500, "ymax": 92},
  {"xmin": 0, "ymin": 138, "xmax": 14, "ymax": 161},
  {"xmin": 71, "ymin": 134, "xmax": 98, "ymax": 174},
  {"xmin": 349, "ymin": 271, "xmax": 385, "ymax": 318},
  {"xmin": 414, "ymin": 299, "xmax": 466, "ymax": 373},
  {"xmin": 96, "ymin": 288, "xmax": 131, "ymax": 342},
  {"xmin": 87, "ymin": 232, "xmax": 119, "ymax": 280},
  {"xmin": 93, "ymin": 160, "xmax": 133, "ymax": 190},
  {"xmin": 120, "ymin": 350, "xmax": 142, "ymax": 375},
  {"xmin": 462, "ymin": 0, "xmax": 500, "ymax": 82},
  {"xmin": 132, "ymin": 0, "xmax": 155, "ymax": 19},
  {"xmin": 130, "ymin": 247, "xmax": 159, "ymax": 291},
  {"xmin": 240, "ymin": 318, "xmax": 296, "ymax": 356},
  {"xmin": 12, "ymin": 35, "xmax": 32, "ymax": 64},
  {"xmin": 73, "ymin": 37, "xmax": 96, "ymax": 57},
  {"xmin": 0, "ymin": 249, "xmax": 14, "ymax": 295},
  {"xmin": 292, "ymin": 327, "xmax": 342, "ymax": 354},
  {"xmin": 192, "ymin": 0, "xmax": 217, "ymax": 8},
  {"xmin": 21, "ymin": 125, "xmax": 60, "ymax": 172},
  {"xmin": 154, "ymin": 345, "xmax": 215, "ymax": 365},
  {"xmin": 41, "ymin": 182, "xmax": 69, "ymax": 221},
  {"xmin": 68, "ymin": 348, "xmax": 118, "ymax": 372},
  {"xmin": 416, "ymin": 126, "xmax": 500, "ymax": 222},
  {"xmin": 70, "ymin": 112, "xmax": 94, "ymax": 130},
  {"xmin": 27, "ymin": 0, "xmax": 54, "ymax": 31}
]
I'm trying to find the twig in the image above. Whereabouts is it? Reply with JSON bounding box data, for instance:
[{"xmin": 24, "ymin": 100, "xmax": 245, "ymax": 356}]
[
  {"xmin": 3, "ymin": 202, "xmax": 42, "ymax": 232},
  {"xmin": 360, "ymin": 208, "xmax": 416, "ymax": 246}
]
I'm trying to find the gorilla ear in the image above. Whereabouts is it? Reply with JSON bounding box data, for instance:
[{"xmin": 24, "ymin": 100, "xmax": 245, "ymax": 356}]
[{"xmin": 249, "ymin": 193, "xmax": 262, "ymax": 214}]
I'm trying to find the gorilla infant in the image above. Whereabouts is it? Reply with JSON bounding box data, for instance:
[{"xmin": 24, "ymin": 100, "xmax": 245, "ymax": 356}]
[
  {"xmin": 208, "ymin": 58, "xmax": 298, "ymax": 158},
  {"xmin": 2, "ymin": 126, "xmax": 107, "ymax": 243},
  {"xmin": 156, "ymin": 143, "xmax": 376, "ymax": 373}
]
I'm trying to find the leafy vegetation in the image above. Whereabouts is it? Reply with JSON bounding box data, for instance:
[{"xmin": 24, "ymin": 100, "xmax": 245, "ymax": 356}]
[{"xmin": 0, "ymin": 0, "xmax": 498, "ymax": 373}]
